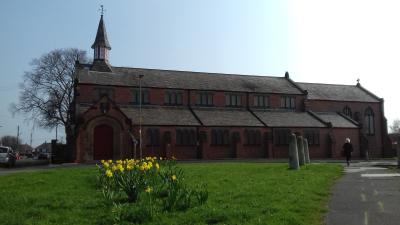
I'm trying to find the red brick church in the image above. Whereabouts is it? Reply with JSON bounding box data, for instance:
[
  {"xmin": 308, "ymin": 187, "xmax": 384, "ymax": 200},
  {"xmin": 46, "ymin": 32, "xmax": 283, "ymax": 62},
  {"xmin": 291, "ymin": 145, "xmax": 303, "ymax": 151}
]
[{"xmin": 72, "ymin": 15, "xmax": 391, "ymax": 162}]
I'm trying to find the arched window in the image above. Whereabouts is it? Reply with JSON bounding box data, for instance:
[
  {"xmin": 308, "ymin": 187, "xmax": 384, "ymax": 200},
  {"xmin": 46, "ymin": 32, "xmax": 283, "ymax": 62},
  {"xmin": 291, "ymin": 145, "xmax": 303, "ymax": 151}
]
[
  {"xmin": 364, "ymin": 108, "xmax": 374, "ymax": 135},
  {"xmin": 343, "ymin": 106, "xmax": 352, "ymax": 118}
]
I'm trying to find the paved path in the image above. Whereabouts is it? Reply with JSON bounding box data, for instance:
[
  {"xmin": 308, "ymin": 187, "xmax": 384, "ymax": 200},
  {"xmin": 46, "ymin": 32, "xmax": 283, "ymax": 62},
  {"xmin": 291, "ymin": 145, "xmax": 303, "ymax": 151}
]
[{"xmin": 325, "ymin": 161, "xmax": 400, "ymax": 225}]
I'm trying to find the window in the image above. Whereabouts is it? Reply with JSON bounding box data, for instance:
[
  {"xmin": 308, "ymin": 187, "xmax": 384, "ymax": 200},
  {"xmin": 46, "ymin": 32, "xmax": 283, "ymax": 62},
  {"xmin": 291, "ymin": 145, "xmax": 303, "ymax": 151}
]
[
  {"xmin": 132, "ymin": 89, "xmax": 149, "ymax": 104},
  {"xmin": 254, "ymin": 95, "xmax": 269, "ymax": 108},
  {"xmin": 364, "ymin": 108, "xmax": 375, "ymax": 135},
  {"xmin": 165, "ymin": 90, "xmax": 183, "ymax": 105},
  {"xmin": 354, "ymin": 112, "xmax": 361, "ymax": 122},
  {"xmin": 196, "ymin": 92, "xmax": 213, "ymax": 106},
  {"xmin": 176, "ymin": 128, "xmax": 197, "ymax": 146},
  {"xmin": 343, "ymin": 106, "xmax": 352, "ymax": 118},
  {"xmin": 304, "ymin": 129, "xmax": 320, "ymax": 145},
  {"xmin": 274, "ymin": 129, "xmax": 290, "ymax": 145},
  {"xmin": 244, "ymin": 129, "xmax": 262, "ymax": 145},
  {"xmin": 280, "ymin": 96, "xmax": 295, "ymax": 109},
  {"xmin": 146, "ymin": 128, "xmax": 160, "ymax": 146},
  {"xmin": 225, "ymin": 93, "xmax": 242, "ymax": 107},
  {"xmin": 211, "ymin": 129, "xmax": 229, "ymax": 145}
]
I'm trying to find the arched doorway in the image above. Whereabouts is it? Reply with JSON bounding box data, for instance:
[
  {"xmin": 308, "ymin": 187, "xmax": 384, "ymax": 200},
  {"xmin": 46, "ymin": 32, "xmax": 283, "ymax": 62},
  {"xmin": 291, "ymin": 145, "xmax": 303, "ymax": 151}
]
[{"xmin": 93, "ymin": 124, "xmax": 113, "ymax": 160}]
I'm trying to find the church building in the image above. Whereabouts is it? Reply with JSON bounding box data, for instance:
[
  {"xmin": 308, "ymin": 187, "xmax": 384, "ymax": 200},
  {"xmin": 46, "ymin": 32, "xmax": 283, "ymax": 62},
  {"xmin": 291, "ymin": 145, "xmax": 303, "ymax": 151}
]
[{"xmin": 72, "ymin": 15, "xmax": 391, "ymax": 162}]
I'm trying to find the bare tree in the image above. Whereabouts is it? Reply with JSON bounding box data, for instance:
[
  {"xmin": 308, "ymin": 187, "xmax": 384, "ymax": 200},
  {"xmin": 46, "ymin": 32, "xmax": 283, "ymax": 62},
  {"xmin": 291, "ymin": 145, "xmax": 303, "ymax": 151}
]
[
  {"xmin": 1, "ymin": 135, "xmax": 21, "ymax": 150},
  {"xmin": 390, "ymin": 119, "xmax": 400, "ymax": 134},
  {"xmin": 12, "ymin": 48, "xmax": 88, "ymax": 147}
]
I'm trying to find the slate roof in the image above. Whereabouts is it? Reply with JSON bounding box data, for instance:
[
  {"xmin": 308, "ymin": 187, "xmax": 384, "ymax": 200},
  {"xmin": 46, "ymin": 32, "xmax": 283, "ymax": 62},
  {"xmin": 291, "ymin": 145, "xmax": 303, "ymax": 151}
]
[
  {"xmin": 298, "ymin": 82, "xmax": 380, "ymax": 102},
  {"xmin": 91, "ymin": 15, "xmax": 111, "ymax": 49},
  {"xmin": 120, "ymin": 106, "xmax": 200, "ymax": 126},
  {"xmin": 192, "ymin": 107, "xmax": 264, "ymax": 127},
  {"xmin": 77, "ymin": 67, "xmax": 304, "ymax": 94},
  {"xmin": 252, "ymin": 110, "xmax": 326, "ymax": 127},
  {"xmin": 315, "ymin": 112, "xmax": 358, "ymax": 128}
]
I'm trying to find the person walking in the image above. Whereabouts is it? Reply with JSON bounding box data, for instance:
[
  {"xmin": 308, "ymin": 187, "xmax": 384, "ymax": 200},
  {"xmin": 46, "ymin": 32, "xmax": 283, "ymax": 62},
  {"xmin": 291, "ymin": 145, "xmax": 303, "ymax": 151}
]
[{"xmin": 342, "ymin": 138, "xmax": 353, "ymax": 166}]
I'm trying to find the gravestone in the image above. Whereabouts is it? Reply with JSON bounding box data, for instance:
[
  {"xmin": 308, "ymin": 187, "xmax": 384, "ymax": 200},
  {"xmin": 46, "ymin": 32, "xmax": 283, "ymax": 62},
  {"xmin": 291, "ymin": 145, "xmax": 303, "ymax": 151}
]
[
  {"xmin": 289, "ymin": 133, "xmax": 300, "ymax": 170},
  {"xmin": 297, "ymin": 135, "xmax": 305, "ymax": 166},
  {"xmin": 303, "ymin": 138, "xmax": 310, "ymax": 164}
]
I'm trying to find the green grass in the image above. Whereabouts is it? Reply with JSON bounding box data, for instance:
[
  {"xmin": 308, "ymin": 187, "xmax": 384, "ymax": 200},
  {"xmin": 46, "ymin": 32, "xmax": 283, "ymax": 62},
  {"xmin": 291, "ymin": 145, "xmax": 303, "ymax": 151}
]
[{"xmin": 0, "ymin": 163, "xmax": 342, "ymax": 225}]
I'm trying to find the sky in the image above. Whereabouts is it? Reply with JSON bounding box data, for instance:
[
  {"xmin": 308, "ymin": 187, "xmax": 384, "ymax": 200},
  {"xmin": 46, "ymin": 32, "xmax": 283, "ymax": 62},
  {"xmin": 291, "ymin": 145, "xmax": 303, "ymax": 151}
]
[{"xmin": 0, "ymin": 0, "xmax": 399, "ymax": 147}]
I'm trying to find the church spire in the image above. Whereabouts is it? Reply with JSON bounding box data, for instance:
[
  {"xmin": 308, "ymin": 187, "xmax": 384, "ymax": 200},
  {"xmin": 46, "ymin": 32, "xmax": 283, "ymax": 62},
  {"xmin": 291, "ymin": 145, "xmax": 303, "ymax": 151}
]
[{"xmin": 91, "ymin": 5, "xmax": 112, "ymax": 72}]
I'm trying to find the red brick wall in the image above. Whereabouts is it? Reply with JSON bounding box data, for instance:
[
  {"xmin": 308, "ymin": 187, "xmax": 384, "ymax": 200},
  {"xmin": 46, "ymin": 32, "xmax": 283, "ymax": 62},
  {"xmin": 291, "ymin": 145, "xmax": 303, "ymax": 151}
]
[
  {"xmin": 308, "ymin": 100, "xmax": 383, "ymax": 157},
  {"xmin": 248, "ymin": 93, "xmax": 305, "ymax": 112},
  {"xmin": 270, "ymin": 128, "xmax": 344, "ymax": 159},
  {"xmin": 199, "ymin": 127, "xmax": 270, "ymax": 159},
  {"xmin": 330, "ymin": 128, "xmax": 360, "ymax": 159}
]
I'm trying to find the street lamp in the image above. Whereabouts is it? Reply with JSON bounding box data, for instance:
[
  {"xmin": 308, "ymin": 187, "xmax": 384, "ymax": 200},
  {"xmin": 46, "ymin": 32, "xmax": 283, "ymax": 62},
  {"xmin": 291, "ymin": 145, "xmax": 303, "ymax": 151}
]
[{"xmin": 138, "ymin": 74, "xmax": 144, "ymax": 159}]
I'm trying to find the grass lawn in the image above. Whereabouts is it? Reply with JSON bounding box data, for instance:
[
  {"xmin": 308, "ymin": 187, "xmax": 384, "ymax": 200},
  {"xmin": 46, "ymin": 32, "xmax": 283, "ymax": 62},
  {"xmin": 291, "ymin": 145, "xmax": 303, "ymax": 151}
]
[{"xmin": 0, "ymin": 162, "xmax": 342, "ymax": 225}]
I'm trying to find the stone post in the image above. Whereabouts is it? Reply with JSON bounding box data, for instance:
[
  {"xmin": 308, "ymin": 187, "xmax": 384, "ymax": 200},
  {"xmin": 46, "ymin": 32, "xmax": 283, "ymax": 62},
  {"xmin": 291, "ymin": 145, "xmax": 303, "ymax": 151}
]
[
  {"xmin": 303, "ymin": 138, "xmax": 310, "ymax": 164},
  {"xmin": 297, "ymin": 135, "xmax": 305, "ymax": 166},
  {"xmin": 289, "ymin": 133, "xmax": 299, "ymax": 170}
]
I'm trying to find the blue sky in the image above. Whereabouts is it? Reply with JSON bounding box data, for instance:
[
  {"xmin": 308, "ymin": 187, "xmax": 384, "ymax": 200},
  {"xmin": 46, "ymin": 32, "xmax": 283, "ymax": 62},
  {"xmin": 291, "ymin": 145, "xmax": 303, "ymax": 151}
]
[{"xmin": 1, "ymin": 0, "xmax": 399, "ymax": 146}]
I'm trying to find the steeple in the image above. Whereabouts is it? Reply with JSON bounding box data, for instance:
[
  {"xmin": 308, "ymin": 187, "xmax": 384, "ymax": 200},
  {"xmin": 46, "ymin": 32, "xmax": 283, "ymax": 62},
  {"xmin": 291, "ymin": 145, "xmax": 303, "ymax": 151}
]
[{"xmin": 91, "ymin": 6, "xmax": 112, "ymax": 72}]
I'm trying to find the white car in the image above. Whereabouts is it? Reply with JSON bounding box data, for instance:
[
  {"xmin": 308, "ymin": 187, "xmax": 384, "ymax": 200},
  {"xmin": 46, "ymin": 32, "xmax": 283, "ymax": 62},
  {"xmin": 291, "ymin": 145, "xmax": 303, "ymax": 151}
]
[{"xmin": 0, "ymin": 146, "xmax": 16, "ymax": 167}]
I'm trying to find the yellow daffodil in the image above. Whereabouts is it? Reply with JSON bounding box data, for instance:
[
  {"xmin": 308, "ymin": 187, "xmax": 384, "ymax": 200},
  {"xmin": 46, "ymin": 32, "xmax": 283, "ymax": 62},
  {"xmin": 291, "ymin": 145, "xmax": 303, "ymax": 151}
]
[
  {"xmin": 144, "ymin": 186, "xmax": 152, "ymax": 193},
  {"xmin": 103, "ymin": 162, "xmax": 110, "ymax": 168},
  {"xmin": 118, "ymin": 164, "xmax": 124, "ymax": 172},
  {"xmin": 105, "ymin": 169, "xmax": 113, "ymax": 177},
  {"xmin": 126, "ymin": 165, "xmax": 133, "ymax": 170},
  {"xmin": 155, "ymin": 163, "xmax": 160, "ymax": 170},
  {"xmin": 108, "ymin": 159, "xmax": 112, "ymax": 163},
  {"xmin": 171, "ymin": 175, "xmax": 177, "ymax": 181},
  {"xmin": 112, "ymin": 165, "xmax": 118, "ymax": 171},
  {"xmin": 101, "ymin": 160, "xmax": 105, "ymax": 164}
]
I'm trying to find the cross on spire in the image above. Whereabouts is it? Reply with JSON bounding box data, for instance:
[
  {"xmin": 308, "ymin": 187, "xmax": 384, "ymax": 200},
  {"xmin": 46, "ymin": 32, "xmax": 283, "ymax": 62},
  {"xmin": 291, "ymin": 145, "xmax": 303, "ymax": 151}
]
[{"xmin": 99, "ymin": 5, "xmax": 105, "ymax": 16}]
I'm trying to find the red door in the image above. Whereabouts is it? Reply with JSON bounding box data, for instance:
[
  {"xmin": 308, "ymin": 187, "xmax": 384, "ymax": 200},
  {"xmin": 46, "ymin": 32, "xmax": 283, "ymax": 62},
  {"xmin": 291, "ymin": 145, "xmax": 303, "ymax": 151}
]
[{"xmin": 93, "ymin": 124, "xmax": 113, "ymax": 160}]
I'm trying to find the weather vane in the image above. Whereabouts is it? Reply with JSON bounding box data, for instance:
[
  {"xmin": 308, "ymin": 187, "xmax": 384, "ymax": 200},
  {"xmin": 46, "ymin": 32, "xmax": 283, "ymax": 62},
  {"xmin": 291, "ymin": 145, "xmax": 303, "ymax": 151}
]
[
  {"xmin": 99, "ymin": 5, "xmax": 105, "ymax": 16},
  {"xmin": 357, "ymin": 78, "xmax": 360, "ymax": 84}
]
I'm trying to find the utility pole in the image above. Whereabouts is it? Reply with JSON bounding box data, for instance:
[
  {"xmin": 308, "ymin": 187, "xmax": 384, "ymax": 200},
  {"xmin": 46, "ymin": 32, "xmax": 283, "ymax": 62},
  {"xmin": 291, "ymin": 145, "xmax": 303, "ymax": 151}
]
[
  {"xmin": 139, "ymin": 74, "xmax": 144, "ymax": 159},
  {"xmin": 0, "ymin": 124, "xmax": 2, "ymax": 145},
  {"xmin": 30, "ymin": 132, "xmax": 33, "ymax": 147},
  {"xmin": 16, "ymin": 125, "xmax": 20, "ymax": 151}
]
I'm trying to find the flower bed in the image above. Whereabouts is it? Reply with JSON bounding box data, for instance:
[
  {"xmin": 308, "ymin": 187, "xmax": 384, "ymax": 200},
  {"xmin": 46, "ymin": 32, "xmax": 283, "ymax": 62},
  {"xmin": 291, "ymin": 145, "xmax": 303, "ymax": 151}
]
[{"xmin": 97, "ymin": 157, "xmax": 208, "ymax": 224}]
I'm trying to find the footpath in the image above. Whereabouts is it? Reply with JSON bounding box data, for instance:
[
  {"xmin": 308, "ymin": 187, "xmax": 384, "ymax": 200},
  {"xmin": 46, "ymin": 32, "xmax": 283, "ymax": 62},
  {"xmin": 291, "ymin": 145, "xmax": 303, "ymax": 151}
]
[{"xmin": 325, "ymin": 160, "xmax": 400, "ymax": 225}]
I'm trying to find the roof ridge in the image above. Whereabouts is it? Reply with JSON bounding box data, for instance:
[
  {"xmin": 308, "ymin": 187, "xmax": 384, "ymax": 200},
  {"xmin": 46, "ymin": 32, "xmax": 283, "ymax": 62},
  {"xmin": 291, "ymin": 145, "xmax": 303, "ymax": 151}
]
[
  {"xmin": 298, "ymin": 81, "xmax": 356, "ymax": 87},
  {"xmin": 112, "ymin": 66, "xmax": 285, "ymax": 79}
]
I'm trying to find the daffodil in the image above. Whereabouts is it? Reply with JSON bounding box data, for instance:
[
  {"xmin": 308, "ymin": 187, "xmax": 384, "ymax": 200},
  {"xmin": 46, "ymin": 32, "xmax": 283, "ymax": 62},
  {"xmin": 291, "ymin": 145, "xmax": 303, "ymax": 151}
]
[
  {"xmin": 103, "ymin": 162, "xmax": 110, "ymax": 168},
  {"xmin": 171, "ymin": 175, "xmax": 177, "ymax": 181},
  {"xmin": 112, "ymin": 165, "xmax": 118, "ymax": 171},
  {"xmin": 144, "ymin": 186, "xmax": 152, "ymax": 193},
  {"xmin": 105, "ymin": 169, "xmax": 113, "ymax": 177},
  {"xmin": 155, "ymin": 163, "xmax": 160, "ymax": 170},
  {"xmin": 118, "ymin": 164, "xmax": 124, "ymax": 172}
]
